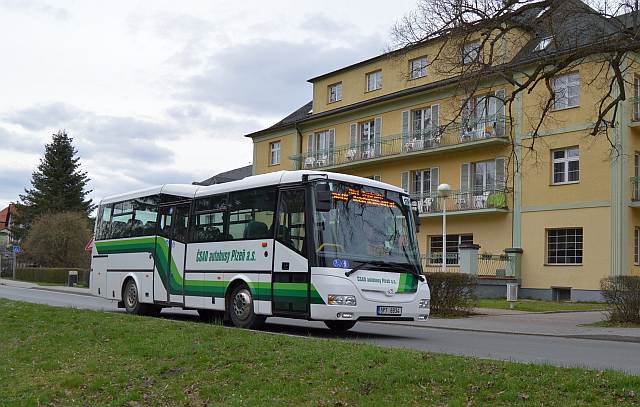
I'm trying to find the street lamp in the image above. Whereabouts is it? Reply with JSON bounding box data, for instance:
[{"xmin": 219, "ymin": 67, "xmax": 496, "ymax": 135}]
[{"xmin": 437, "ymin": 183, "xmax": 452, "ymax": 273}]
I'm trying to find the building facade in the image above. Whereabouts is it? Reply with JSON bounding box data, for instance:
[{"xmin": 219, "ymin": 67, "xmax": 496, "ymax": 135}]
[{"xmin": 246, "ymin": 2, "xmax": 640, "ymax": 300}]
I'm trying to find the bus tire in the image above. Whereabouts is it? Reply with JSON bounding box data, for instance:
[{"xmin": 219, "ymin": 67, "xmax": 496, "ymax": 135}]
[
  {"xmin": 227, "ymin": 284, "xmax": 265, "ymax": 329},
  {"xmin": 123, "ymin": 279, "xmax": 143, "ymax": 315},
  {"xmin": 324, "ymin": 320, "xmax": 357, "ymax": 332}
]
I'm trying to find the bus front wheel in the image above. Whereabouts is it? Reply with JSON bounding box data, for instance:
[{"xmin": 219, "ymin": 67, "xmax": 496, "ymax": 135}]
[
  {"xmin": 123, "ymin": 279, "xmax": 161, "ymax": 316},
  {"xmin": 227, "ymin": 284, "xmax": 265, "ymax": 329},
  {"xmin": 324, "ymin": 320, "xmax": 357, "ymax": 332}
]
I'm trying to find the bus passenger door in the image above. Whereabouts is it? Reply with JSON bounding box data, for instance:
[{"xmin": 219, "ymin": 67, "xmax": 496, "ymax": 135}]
[
  {"xmin": 272, "ymin": 188, "xmax": 309, "ymax": 317},
  {"xmin": 156, "ymin": 203, "xmax": 190, "ymax": 304}
]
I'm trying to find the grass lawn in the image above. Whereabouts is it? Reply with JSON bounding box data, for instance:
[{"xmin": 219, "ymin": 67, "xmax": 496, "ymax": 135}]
[
  {"xmin": 478, "ymin": 298, "xmax": 606, "ymax": 313},
  {"xmin": 1, "ymin": 300, "xmax": 639, "ymax": 406}
]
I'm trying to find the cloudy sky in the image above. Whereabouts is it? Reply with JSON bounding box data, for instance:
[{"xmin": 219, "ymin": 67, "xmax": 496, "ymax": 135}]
[{"xmin": 0, "ymin": 0, "xmax": 417, "ymax": 210}]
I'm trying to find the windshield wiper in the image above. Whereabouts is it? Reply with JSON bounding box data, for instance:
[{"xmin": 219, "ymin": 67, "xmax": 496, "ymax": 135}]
[{"xmin": 344, "ymin": 260, "xmax": 386, "ymax": 277}]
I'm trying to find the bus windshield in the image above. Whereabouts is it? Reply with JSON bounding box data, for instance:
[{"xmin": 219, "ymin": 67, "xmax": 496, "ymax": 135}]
[{"xmin": 313, "ymin": 181, "xmax": 421, "ymax": 272}]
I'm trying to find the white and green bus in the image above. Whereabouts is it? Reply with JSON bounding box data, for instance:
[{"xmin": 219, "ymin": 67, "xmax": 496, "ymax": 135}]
[{"xmin": 91, "ymin": 170, "xmax": 430, "ymax": 331}]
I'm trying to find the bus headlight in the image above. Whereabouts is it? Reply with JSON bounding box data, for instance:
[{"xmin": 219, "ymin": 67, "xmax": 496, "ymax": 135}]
[
  {"xmin": 419, "ymin": 299, "xmax": 430, "ymax": 309},
  {"xmin": 328, "ymin": 295, "xmax": 357, "ymax": 306}
]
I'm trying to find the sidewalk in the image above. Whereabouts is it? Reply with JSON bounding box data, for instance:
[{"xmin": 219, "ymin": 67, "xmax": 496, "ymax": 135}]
[
  {"xmin": 0, "ymin": 278, "xmax": 92, "ymax": 296},
  {"xmin": 382, "ymin": 307, "xmax": 640, "ymax": 342}
]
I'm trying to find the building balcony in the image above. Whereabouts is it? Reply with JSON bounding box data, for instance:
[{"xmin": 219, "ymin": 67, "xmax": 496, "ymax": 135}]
[
  {"xmin": 291, "ymin": 116, "xmax": 510, "ymax": 170},
  {"xmin": 411, "ymin": 187, "xmax": 509, "ymax": 217}
]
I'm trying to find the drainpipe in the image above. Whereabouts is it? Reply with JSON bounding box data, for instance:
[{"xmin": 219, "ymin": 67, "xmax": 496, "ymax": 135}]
[{"xmin": 295, "ymin": 123, "xmax": 303, "ymax": 170}]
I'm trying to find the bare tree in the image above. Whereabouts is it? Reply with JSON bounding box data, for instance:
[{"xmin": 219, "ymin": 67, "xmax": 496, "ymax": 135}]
[{"xmin": 389, "ymin": 0, "xmax": 640, "ymax": 160}]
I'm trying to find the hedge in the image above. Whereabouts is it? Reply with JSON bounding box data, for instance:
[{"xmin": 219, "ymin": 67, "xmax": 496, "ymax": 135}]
[
  {"xmin": 601, "ymin": 276, "xmax": 640, "ymax": 323},
  {"xmin": 15, "ymin": 268, "xmax": 90, "ymax": 285},
  {"xmin": 424, "ymin": 272, "xmax": 478, "ymax": 316}
]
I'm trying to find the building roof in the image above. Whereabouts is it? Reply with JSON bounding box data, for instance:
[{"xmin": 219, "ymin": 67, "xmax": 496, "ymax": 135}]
[
  {"xmin": 245, "ymin": 0, "xmax": 631, "ymax": 140},
  {"xmin": 194, "ymin": 165, "xmax": 253, "ymax": 186},
  {"xmin": 0, "ymin": 204, "xmax": 16, "ymax": 231}
]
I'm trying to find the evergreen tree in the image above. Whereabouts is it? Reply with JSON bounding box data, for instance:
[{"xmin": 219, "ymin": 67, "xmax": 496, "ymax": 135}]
[{"xmin": 13, "ymin": 131, "xmax": 94, "ymax": 240}]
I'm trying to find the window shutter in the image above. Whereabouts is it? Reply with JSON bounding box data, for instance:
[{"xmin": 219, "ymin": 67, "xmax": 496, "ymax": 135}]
[
  {"xmin": 460, "ymin": 163, "xmax": 471, "ymax": 191},
  {"xmin": 337, "ymin": 84, "xmax": 342, "ymax": 101},
  {"xmin": 431, "ymin": 104, "xmax": 440, "ymax": 136},
  {"xmin": 461, "ymin": 99, "xmax": 471, "ymax": 137},
  {"xmin": 374, "ymin": 117, "xmax": 382, "ymax": 155},
  {"xmin": 307, "ymin": 133, "xmax": 314, "ymax": 156},
  {"xmin": 430, "ymin": 167, "xmax": 439, "ymax": 195},
  {"xmin": 495, "ymin": 157, "xmax": 506, "ymax": 190},
  {"xmin": 494, "ymin": 89, "xmax": 506, "ymax": 137},
  {"xmin": 401, "ymin": 171, "xmax": 410, "ymax": 193},
  {"xmin": 401, "ymin": 111, "xmax": 410, "ymax": 143},
  {"xmin": 328, "ymin": 129, "xmax": 336, "ymax": 164},
  {"xmin": 350, "ymin": 123, "xmax": 357, "ymax": 148}
]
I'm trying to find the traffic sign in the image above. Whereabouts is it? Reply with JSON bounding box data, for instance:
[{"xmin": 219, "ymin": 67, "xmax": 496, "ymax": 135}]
[
  {"xmin": 12, "ymin": 245, "xmax": 21, "ymax": 254},
  {"xmin": 85, "ymin": 236, "xmax": 94, "ymax": 252}
]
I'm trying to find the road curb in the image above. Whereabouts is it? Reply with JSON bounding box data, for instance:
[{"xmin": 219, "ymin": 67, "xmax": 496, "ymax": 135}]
[
  {"xmin": 369, "ymin": 321, "xmax": 640, "ymax": 343},
  {"xmin": 31, "ymin": 287, "xmax": 94, "ymax": 297}
]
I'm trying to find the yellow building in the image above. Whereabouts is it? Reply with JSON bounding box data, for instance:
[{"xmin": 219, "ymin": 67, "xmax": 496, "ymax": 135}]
[{"xmin": 246, "ymin": 2, "xmax": 639, "ymax": 301}]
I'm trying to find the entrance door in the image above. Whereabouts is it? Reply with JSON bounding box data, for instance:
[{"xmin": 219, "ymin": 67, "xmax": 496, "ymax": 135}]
[
  {"xmin": 156, "ymin": 202, "xmax": 190, "ymax": 304},
  {"xmin": 272, "ymin": 188, "xmax": 309, "ymax": 317}
]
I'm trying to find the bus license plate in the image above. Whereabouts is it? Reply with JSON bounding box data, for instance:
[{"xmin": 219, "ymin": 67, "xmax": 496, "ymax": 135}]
[{"xmin": 377, "ymin": 306, "xmax": 402, "ymax": 316}]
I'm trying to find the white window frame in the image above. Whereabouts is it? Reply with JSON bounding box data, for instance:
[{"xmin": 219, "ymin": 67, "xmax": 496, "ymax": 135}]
[
  {"xmin": 633, "ymin": 77, "xmax": 640, "ymax": 121},
  {"xmin": 269, "ymin": 141, "xmax": 281, "ymax": 165},
  {"xmin": 328, "ymin": 82, "xmax": 342, "ymax": 103},
  {"xmin": 546, "ymin": 228, "xmax": 583, "ymax": 265},
  {"xmin": 552, "ymin": 147, "xmax": 580, "ymax": 185},
  {"xmin": 534, "ymin": 36, "xmax": 552, "ymax": 51},
  {"xmin": 366, "ymin": 70, "xmax": 382, "ymax": 92},
  {"xmin": 462, "ymin": 41, "xmax": 480, "ymax": 64},
  {"xmin": 553, "ymin": 72, "xmax": 580, "ymax": 110},
  {"xmin": 409, "ymin": 56, "xmax": 428, "ymax": 79},
  {"xmin": 428, "ymin": 234, "xmax": 474, "ymax": 265},
  {"xmin": 635, "ymin": 227, "xmax": 640, "ymax": 265}
]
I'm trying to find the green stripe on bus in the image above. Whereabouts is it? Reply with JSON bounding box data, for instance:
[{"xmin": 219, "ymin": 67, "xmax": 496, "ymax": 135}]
[{"xmin": 95, "ymin": 237, "xmax": 326, "ymax": 304}]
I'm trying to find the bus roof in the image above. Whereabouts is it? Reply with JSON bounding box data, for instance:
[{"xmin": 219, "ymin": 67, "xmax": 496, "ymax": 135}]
[{"xmin": 99, "ymin": 170, "xmax": 405, "ymax": 205}]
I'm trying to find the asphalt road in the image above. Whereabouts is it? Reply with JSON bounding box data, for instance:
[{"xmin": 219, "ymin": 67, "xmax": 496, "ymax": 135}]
[{"xmin": 1, "ymin": 284, "xmax": 640, "ymax": 375}]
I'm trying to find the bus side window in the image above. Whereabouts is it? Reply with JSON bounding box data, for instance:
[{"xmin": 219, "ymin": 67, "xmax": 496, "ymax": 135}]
[
  {"xmin": 132, "ymin": 196, "xmax": 159, "ymax": 237},
  {"xmin": 277, "ymin": 190, "xmax": 306, "ymax": 254},
  {"xmin": 96, "ymin": 204, "xmax": 113, "ymax": 240},
  {"xmin": 111, "ymin": 201, "xmax": 134, "ymax": 239},
  {"xmin": 191, "ymin": 195, "xmax": 227, "ymax": 242},
  {"xmin": 228, "ymin": 188, "xmax": 276, "ymax": 240}
]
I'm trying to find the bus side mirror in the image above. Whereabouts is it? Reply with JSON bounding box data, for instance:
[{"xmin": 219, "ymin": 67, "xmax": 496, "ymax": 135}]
[
  {"xmin": 315, "ymin": 183, "xmax": 332, "ymax": 212},
  {"xmin": 411, "ymin": 200, "xmax": 421, "ymax": 233}
]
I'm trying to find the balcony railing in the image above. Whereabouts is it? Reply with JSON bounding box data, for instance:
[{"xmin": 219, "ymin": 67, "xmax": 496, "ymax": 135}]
[
  {"xmin": 291, "ymin": 115, "xmax": 509, "ymax": 170},
  {"xmin": 410, "ymin": 187, "xmax": 508, "ymax": 215},
  {"xmin": 632, "ymin": 97, "xmax": 640, "ymax": 121},
  {"xmin": 632, "ymin": 177, "xmax": 639, "ymax": 201}
]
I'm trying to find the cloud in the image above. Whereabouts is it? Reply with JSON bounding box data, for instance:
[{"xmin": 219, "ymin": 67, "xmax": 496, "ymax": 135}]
[
  {"xmin": 179, "ymin": 36, "xmax": 384, "ymax": 115},
  {"xmin": 0, "ymin": 0, "xmax": 69, "ymax": 20},
  {"xmin": 3, "ymin": 103, "xmax": 78, "ymax": 131},
  {"xmin": 0, "ymin": 167, "xmax": 32, "ymax": 208}
]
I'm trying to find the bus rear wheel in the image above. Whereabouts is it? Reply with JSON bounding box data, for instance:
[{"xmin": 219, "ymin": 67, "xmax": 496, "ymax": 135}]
[
  {"xmin": 123, "ymin": 279, "xmax": 160, "ymax": 316},
  {"xmin": 228, "ymin": 284, "xmax": 265, "ymax": 329},
  {"xmin": 324, "ymin": 320, "xmax": 357, "ymax": 332}
]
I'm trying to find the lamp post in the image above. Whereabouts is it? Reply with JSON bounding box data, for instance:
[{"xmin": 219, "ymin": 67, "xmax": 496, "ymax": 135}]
[{"xmin": 437, "ymin": 183, "xmax": 452, "ymax": 273}]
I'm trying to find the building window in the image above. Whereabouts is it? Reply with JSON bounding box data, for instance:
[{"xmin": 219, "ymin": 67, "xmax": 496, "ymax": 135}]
[
  {"xmin": 462, "ymin": 41, "xmax": 480, "ymax": 64},
  {"xmin": 367, "ymin": 175, "xmax": 381, "ymax": 181},
  {"xmin": 553, "ymin": 72, "xmax": 580, "ymax": 110},
  {"xmin": 270, "ymin": 141, "xmax": 281, "ymax": 165},
  {"xmin": 461, "ymin": 90, "xmax": 506, "ymax": 139},
  {"xmin": 534, "ymin": 36, "xmax": 552, "ymax": 51},
  {"xmin": 305, "ymin": 129, "xmax": 335, "ymax": 167},
  {"xmin": 546, "ymin": 228, "xmax": 583, "ymax": 265},
  {"xmin": 366, "ymin": 70, "xmax": 382, "ymax": 92},
  {"xmin": 328, "ymin": 82, "xmax": 342, "ymax": 103},
  {"xmin": 633, "ymin": 77, "xmax": 640, "ymax": 121},
  {"xmin": 429, "ymin": 234, "xmax": 474, "ymax": 265},
  {"xmin": 409, "ymin": 56, "xmax": 428, "ymax": 79},
  {"xmin": 552, "ymin": 147, "xmax": 579, "ymax": 184},
  {"xmin": 635, "ymin": 227, "xmax": 640, "ymax": 265}
]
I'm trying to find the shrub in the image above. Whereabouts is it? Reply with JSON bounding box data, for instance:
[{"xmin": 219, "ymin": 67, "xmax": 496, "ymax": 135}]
[
  {"xmin": 15, "ymin": 268, "xmax": 90, "ymax": 285},
  {"xmin": 424, "ymin": 272, "xmax": 478, "ymax": 316},
  {"xmin": 601, "ymin": 276, "xmax": 640, "ymax": 323},
  {"xmin": 22, "ymin": 211, "xmax": 91, "ymax": 268}
]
